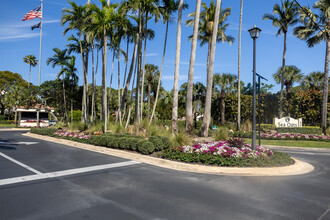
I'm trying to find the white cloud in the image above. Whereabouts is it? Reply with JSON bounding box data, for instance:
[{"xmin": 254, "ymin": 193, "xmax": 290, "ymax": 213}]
[{"xmin": 0, "ymin": 20, "xmax": 59, "ymax": 42}]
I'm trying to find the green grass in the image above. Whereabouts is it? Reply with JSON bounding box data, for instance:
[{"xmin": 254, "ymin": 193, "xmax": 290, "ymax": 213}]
[
  {"xmin": 244, "ymin": 139, "xmax": 330, "ymax": 149},
  {"xmin": 0, "ymin": 123, "xmax": 15, "ymax": 128}
]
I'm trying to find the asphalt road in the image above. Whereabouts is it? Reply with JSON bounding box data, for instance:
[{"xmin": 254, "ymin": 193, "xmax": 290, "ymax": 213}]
[{"xmin": 0, "ymin": 130, "xmax": 330, "ymax": 220}]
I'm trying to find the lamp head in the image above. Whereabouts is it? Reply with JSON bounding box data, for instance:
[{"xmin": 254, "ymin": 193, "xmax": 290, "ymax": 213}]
[{"xmin": 248, "ymin": 25, "xmax": 262, "ymax": 39}]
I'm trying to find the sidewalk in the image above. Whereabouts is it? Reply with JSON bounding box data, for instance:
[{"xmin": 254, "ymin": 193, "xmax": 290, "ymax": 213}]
[{"xmin": 23, "ymin": 132, "xmax": 315, "ymax": 177}]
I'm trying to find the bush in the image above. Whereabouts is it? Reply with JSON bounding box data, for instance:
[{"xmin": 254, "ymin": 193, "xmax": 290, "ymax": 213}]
[
  {"xmin": 157, "ymin": 136, "xmax": 172, "ymax": 150},
  {"xmin": 162, "ymin": 150, "xmax": 293, "ymax": 167},
  {"xmin": 241, "ymin": 119, "xmax": 252, "ymax": 132},
  {"xmin": 275, "ymin": 127, "xmax": 322, "ymax": 135},
  {"xmin": 213, "ymin": 127, "xmax": 229, "ymax": 141},
  {"xmin": 172, "ymin": 132, "xmax": 192, "ymax": 147},
  {"xmin": 69, "ymin": 121, "xmax": 87, "ymax": 132},
  {"xmin": 260, "ymin": 124, "xmax": 276, "ymax": 130},
  {"xmin": 106, "ymin": 137, "xmax": 119, "ymax": 148},
  {"xmin": 30, "ymin": 127, "xmax": 58, "ymax": 136},
  {"xmin": 90, "ymin": 135, "xmax": 107, "ymax": 146},
  {"xmin": 67, "ymin": 110, "xmax": 82, "ymax": 122},
  {"xmin": 149, "ymin": 136, "xmax": 164, "ymax": 151},
  {"xmin": 138, "ymin": 140, "xmax": 155, "ymax": 155},
  {"xmin": 227, "ymin": 137, "xmax": 246, "ymax": 149},
  {"xmin": 89, "ymin": 122, "xmax": 104, "ymax": 134}
]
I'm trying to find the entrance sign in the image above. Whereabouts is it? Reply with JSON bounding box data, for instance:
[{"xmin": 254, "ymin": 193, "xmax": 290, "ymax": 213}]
[{"xmin": 275, "ymin": 117, "xmax": 302, "ymax": 128}]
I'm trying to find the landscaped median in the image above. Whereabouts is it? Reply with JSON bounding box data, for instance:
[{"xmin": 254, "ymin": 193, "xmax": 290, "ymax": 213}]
[{"xmin": 22, "ymin": 128, "xmax": 315, "ymax": 176}]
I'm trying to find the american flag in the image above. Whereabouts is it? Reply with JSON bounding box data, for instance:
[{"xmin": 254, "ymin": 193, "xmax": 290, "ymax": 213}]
[{"xmin": 22, "ymin": 6, "xmax": 42, "ymax": 21}]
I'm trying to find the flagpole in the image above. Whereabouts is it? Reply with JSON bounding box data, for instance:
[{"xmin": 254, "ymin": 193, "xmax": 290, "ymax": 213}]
[{"xmin": 37, "ymin": 0, "xmax": 43, "ymax": 128}]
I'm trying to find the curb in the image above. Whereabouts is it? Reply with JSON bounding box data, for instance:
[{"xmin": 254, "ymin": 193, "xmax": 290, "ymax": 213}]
[
  {"xmin": 265, "ymin": 145, "xmax": 330, "ymax": 152},
  {"xmin": 0, "ymin": 128, "xmax": 31, "ymax": 131},
  {"xmin": 22, "ymin": 133, "xmax": 315, "ymax": 176}
]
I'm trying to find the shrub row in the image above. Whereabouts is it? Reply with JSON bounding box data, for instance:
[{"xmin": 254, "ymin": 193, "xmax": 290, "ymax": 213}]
[
  {"xmin": 275, "ymin": 127, "xmax": 322, "ymax": 135},
  {"xmin": 30, "ymin": 127, "xmax": 58, "ymax": 136},
  {"xmin": 162, "ymin": 150, "xmax": 294, "ymax": 167},
  {"xmin": 30, "ymin": 128, "xmax": 172, "ymax": 155}
]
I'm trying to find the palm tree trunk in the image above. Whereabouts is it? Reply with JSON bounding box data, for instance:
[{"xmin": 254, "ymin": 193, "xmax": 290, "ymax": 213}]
[
  {"xmin": 322, "ymin": 39, "xmax": 330, "ymax": 135},
  {"xmin": 172, "ymin": 0, "xmax": 183, "ymax": 135},
  {"xmin": 237, "ymin": 0, "xmax": 243, "ymax": 130},
  {"xmin": 122, "ymin": 39, "xmax": 129, "ymax": 93},
  {"xmin": 103, "ymin": 31, "xmax": 108, "ymax": 132},
  {"xmin": 28, "ymin": 64, "xmax": 31, "ymax": 89},
  {"xmin": 91, "ymin": 43, "xmax": 95, "ymax": 123},
  {"xmin": 117, "ymin": 46, "xmax": 122, "ymax": 125},
  {"xmin": 62, "ymin": 74, "xmax": 67, "ymax": 120},
  {"xmin": 148, "ymin": 80, "xmax": 151, "ymax": 118},
  {"xmin": 200, "ymin": 0, "xmax": 222, "ymax": 137},
  {"xmin": 108, "ymin": 51, "xmax": 115, "ymax": 120},
  {"xmin": 78, "ymin": 33, "xmax": 87, "ymax": 125},
  {"xmin": 221, "ymin": 90, "xmax": 226, "ymax": 125},
  {"xmin": 120, "ymin": 34, "xmax": 138, "ymax": 118},
  {"xmin": 140, "ymin": 12, "xmax": 148, "ymax": 121},
  {"xmin": 279, "ymin": 31, "xmax": 287, "ymax": 118},
  {"xmin": 149, "ymin": 19, "xmax": 169, "ymax": 124},
  {"xmin": 134, "ymin": 9, "xmax": 143, "ymax": 123},
  {"xmin": 186, "ymin": 0, "xmax": 201, "ymax": 134},
  {"xmin": 125, "ymin": 52, "xmax": 138, "ymax": 128},
  {"xmin": 84, "ymin": 49, "xmax": 89, "ymax": 124}
]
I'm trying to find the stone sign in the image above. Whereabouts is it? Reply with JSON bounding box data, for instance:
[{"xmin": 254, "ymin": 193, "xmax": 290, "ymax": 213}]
[{"xmin": 274, "ymin": 117, "xmax": 302, "ymax": 128}]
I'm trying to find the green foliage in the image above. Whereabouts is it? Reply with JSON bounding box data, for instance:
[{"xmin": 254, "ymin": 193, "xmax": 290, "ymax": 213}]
[
  {"xmin": 68, "ymin": 110, "xmax": 82, "ymax": 121},
  {"xmin": 162, "ymin": 150, "xmax": 293, "ymax": 167},
  {"xmin": 30, "ymin": 127, "xmax": 58, "ymax": 135},
  {"xmin": 275, "ymin": 127, "xmax": 322, "ymax": 135},
  {"xmin": 172, "ymin": 132, "xmax": 192, "ymax": 148},
  {"xmin": 241, "ymin": 119, "xmax": 252, "ymax": 132},
  {"xmin": 138, "ymin": 140, "xmax": 155, "ymax": 155},
  {"xmin": 149, "ymin": 136, "xmax": 164, "ymax": 151},
  {"xmin": 89, "ymin": 122, "xmax": 104, "ymax": 134},
  {"xmin": 54, "ymin": 122, "xmax": 68, "ymax": 129},
  {"xmin": 69, "ymin": 121, "xmax": 87, "ymax": 131},
  {"xmin": 227, "ymin": 137, "xmax": 246, "ymax": 148},
  {"xmin": 213, "ymin": 127, "xmax": 229, "ymax": 141},
  {"xmin": 157, "ymin": 136, "xmax": 172, "ymax": 149},
  {"xmin": 260, "ymin": 124, "xmax": 276, "ymax": 130}
]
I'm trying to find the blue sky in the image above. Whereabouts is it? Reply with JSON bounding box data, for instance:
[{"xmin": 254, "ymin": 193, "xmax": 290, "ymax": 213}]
[{"xmin": 0, "ymin": 0, "xmax": 323, "ymax": 93}]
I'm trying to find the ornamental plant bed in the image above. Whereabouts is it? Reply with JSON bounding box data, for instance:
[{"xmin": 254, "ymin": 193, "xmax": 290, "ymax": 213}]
[
  {"xmin": 162, "ymin": 139, "xmax": 294, "ymax": 167},
  {"xmin": 233, "ymin": 131, "xmax": 330, "ymax": 142}
]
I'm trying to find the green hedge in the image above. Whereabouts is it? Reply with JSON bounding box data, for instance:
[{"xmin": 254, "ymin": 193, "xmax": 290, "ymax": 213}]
[
  {"xmin": 260, "ymin": 124, "xmax": 276, "ymax": 130},
  {"xmin": 30, "ymin": 127, "xmax": 58, "ymax": 136},
  {"xmin": 162, "ymin": 150, "xmax": 293, "ymax": 167},
  {"xmin": 275, "ymin": 127, "xmax": 322, "ymax": 135}
]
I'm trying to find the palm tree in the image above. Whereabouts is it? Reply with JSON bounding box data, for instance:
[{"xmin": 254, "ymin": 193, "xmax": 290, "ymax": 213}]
[
  {"xmin": 273, "ymin": 65, "xmax": 303, "ymax": 93},
  {"xmin": 144, "ymin": 64, "xmax": 160, "ymax": 118},
  {"xmin": 60, "ymin": 56, "xmax": 78, "ymax": 123},
  {"xmin": 213, "ymin": 73, "xmax": 237, "ymax": 125},
  {"xmin": 187, "ymin": 1, "xmax": 234, "ymax": 137},
  {"xmin": 186, "ymin": 0, "xmax": 201, "ymax": 135},
  {"xmin": 61, "ymin": 1, "xmax": 89, "ymax": 125},
  {"xmin": 87, "ymin": 0, "xmax": 118, "ymax": 131},
  {"xmin": 149, "ymin": 0, "xmax": 182, "ymax": 124},
  {"xmin": 23, "ymin": 55, "xmax": 38, "ymax": 89},
  {"xmin": 172, "ymin": 0, "xmax": 184, "ymax": 135},
  {"xmin": 46, "ymin": 48, "xmax": 71, "ymax": 119},
  {"xmin": 237, "ymin": 0, "xmax": 243, "ymax": 131},
  {"xmin": 263, "ymin": 0, "xmax": 299, "ymax": 118},
  {"xmin": 301, "ymin": 71, "xmax": 325, "ymax": 90},
  {"xmin": 294, "ymin": 0, "xmax": 330, "ymax": 134}
]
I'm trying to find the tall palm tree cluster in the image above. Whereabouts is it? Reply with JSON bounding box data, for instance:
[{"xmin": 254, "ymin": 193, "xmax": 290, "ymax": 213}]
[
  {"xmin": 41, "ymin": 0, "xmax": 328, "ymax": 136},
  {"xmin": 264, "ymin": 0, "xmax": 330, "ymax": 134}
]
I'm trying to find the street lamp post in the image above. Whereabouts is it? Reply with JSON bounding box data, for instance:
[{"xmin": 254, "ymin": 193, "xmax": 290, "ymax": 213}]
[{"xmin": 248, "ymin": 25, "xmax": 261, "ymax": 150}]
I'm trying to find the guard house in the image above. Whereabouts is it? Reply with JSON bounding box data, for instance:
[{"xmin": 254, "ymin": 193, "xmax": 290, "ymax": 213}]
[{"xmin": 14, "ymin": 104, "xmax": 55, "ymax": 127}]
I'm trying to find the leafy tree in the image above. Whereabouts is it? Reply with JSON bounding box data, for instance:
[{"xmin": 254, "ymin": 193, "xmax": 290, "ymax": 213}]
[
  {"xmin": 273, "ymin": 65, "xmax": 303, "ymax": 93},
  {"xmin": 0, "ymin": 71, "xmax": 28, "ymax": 115},
  {"xmin": 263, "ymin": 0, "xmax": 299, "ymax": 118},
  {"xmin": 213, "ymin": 73, "xmax": 237, "ymax": 125},
  {"xmin": 23, "ymin": 55, "xmax": 38, "ymax": 89},
  {"xmin": 301, "ymin": 71, "xmax": 325, "ymax": 90}
]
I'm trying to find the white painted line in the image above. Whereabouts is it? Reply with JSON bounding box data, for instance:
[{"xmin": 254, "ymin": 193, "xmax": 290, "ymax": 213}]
[
  {"xmin": 0, "ymin": 141, "xmax": 39, "ymax": 145},
  {"xmin": 0, "ymin": 152, "xmax": 42, "ymax": 174},
  {"xmin": 0, "ymin": 160, "xmax": 142, "ymax": 186}
]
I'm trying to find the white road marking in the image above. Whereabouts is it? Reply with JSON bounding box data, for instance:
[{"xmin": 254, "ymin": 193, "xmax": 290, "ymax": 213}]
[
  {"xmin": 0, "ymin": 152, "xmax": 42, "ymax": 174},
  {"xmin": 0, "ymin": 141, "xmax": 39, "ymax": 145},
  {"xmin": 0, "ymin": 160, "xmax": 142, "ymax": 186},
  {"xmin": 317, "ymin": 206, "xmax": 330, "ymax": 220}
]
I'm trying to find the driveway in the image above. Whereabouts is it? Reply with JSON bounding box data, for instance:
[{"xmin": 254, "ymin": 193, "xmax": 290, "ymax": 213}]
[{"xmin": 0, "ymin": 130, "xmax": 330, "ymax": 219}]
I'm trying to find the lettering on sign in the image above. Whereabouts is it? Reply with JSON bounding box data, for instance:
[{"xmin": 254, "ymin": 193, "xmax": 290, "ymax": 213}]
[{"xmin": 274, "ymin": 117, "xmax": 302, "ymax": 128}]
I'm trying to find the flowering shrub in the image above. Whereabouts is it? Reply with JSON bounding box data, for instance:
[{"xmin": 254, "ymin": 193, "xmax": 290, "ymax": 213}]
[
  {"xmin": 53, "ymin": 131, "xmax": 90, "ymax": 140},
  {"xmin": 260, "ymin": 133, "xmax": 330, "ymax": 142},
  {"xmin": 176, "ymin": 141, "xmax": 273, "ymax": 159}
]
